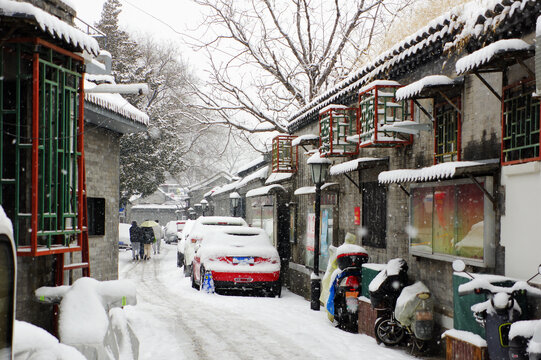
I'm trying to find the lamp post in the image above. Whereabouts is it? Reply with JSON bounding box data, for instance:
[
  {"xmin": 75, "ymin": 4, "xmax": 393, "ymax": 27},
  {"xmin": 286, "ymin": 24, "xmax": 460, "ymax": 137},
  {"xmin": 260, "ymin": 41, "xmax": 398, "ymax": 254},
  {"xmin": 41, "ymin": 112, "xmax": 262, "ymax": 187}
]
[
  {"xmin": 230, "ymin": 192, "xmax": 241, "ymax": 217},
  {"xmin": 200, "ymin": 199, "xmax": 208, "ymax": 216},
  {"xmin": 307, "ymin": 152, "xmax": 331, "ymax": 311},
  {"xmin": 188, "ymin": 207, "xmax": 195, "ymax": 220}
]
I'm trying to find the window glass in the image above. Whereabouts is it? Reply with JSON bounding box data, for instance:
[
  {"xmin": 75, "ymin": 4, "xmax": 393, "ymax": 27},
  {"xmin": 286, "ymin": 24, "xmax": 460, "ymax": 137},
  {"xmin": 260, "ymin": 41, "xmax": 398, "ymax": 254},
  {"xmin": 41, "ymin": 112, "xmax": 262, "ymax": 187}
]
[{"xmin": 410, "ymin": 181, "xmax": 486, "ymax": 261}]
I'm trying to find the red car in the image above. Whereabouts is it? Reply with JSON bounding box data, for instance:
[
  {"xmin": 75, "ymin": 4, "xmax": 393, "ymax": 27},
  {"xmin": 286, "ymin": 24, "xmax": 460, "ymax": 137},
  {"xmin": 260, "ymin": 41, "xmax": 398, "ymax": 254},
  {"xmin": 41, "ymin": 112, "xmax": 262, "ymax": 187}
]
[{"xmin": 191, "ymin": 226, "xmax": 281, "ymax": 297}]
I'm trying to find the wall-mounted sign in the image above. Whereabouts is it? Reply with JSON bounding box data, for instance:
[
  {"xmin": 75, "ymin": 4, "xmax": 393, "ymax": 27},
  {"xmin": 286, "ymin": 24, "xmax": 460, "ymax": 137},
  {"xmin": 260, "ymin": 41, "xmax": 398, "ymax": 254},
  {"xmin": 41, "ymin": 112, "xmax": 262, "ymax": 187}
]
[{"xmin": 354, "ymin": 206, "xmax": 361, "ymax": 225}]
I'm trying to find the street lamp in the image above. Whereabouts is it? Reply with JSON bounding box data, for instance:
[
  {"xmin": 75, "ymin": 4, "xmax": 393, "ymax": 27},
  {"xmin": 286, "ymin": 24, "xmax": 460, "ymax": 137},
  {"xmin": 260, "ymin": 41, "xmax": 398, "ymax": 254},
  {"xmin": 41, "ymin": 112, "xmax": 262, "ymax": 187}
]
[
  {"xmin": 307, "ymin": 151, "xmax": 331, "ymax": 311},
  {"xmin": 230, "ymin": 192, "xmax": 241, "ymax": 217},
  {"xmin": 200, "ymin": 199, "xmax": 208, "ymax": 216},
  {"xmin": 188, "ymin": 207, "xmax": 195, "ymax": 219}
]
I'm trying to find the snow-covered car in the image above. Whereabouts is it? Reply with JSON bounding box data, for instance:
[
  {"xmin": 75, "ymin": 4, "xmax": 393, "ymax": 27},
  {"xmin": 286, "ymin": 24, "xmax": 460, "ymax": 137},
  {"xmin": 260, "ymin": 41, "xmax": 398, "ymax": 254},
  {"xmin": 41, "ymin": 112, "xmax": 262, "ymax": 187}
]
[
  {"xmin": 165, "ymin": 220, "xmax": 185, "ymax": 244},
  {"xmin": 183, "ymin": 216, "xmax": 248, "ymax": 277},
  {"xmin": 118, "ymin": 223, "xmax": 131, "ymax": 250},
  {"xmin": 191, "ymin": 226, "xmax": 281, "ymax": 296}
]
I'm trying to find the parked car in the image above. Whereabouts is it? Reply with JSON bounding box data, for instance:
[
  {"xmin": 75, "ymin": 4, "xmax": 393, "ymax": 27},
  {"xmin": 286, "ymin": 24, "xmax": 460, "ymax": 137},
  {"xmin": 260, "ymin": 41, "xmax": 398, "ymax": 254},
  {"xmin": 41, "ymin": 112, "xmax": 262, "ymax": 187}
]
[
  {"xmin": 165, "ymin": 220, "xmax": 185, "ymax": 244},
  {"xmin": 191, "ymin": 226, "xmax": 281, "ymax": 297},
  {"xmin": 118, "ymin": 223, "xmax": 131, "ymax": 250},
  {"xmin": 183, "ymin": 216, "xmax": 248, "ymax": 277}
]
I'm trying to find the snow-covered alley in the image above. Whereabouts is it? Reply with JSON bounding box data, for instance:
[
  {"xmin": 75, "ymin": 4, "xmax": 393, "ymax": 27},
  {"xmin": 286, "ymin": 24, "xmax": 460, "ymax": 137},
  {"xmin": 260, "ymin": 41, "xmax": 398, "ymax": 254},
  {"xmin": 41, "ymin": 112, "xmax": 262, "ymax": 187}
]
[{"xmin": 118, "ymin": 244, "xmax": 420, "ymax": 360}]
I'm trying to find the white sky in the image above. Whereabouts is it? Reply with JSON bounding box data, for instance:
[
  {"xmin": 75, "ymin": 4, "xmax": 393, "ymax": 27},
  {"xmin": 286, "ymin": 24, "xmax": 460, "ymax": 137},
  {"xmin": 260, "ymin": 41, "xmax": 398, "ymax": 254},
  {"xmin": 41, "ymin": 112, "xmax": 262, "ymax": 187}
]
[{"xmin": 72, "ymin": 0, "xmax": 210, "ymax": 69}]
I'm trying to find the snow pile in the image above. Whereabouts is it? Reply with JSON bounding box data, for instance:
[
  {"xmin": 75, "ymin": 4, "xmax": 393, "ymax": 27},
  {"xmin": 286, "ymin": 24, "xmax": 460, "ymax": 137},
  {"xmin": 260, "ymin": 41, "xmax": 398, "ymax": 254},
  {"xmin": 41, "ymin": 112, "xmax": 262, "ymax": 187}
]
[
  {"xmin": 210, "ymin": 179, "xmax": 241, "ymax": 197},
  {"xmin": 529, "ymin": 321, "xmax": 541, "ymax": 354},
  {"xmin": 442, "ymin": 329, "xmax": 487, "ymax": 348},
  {"xmin": 0, "ymin": 0, "xmax": 99, "ymax": 55},
  {"xmin": 395, "ymin": 281, "xmax": 430, "ymax": 327},
  {"xmin": 510, "ymin": 320, "xmax": 541, "ymax": 340},
  {"xmin": 13, "ymin": 320, "xmax": 86, "ymax": 360},
  {"xmin": 265, "ymin": 172, "xmax": 293, "ymax": 184},
  {"xmin": 291, "ymin": 134, "xmax": 319, "ymax": 147},
  {"xmin": 395, "ymin": 75, "xmax": 456, "ymax": 101},
  {"xmin": 378, "ymin": 159, "xmax": 499, "ymax": 184},
  {"xmin": 35, "ymin": 277, "xmax": 136, "ymax": 348},
  {"xmin": 329, "ymin": 158, "xmax": 383, "ymax": 176},
  {"xmin": 294, "ymin": 186, "xmax": 315, "ymax": 195},
  {"xmin": 455, "ymin": 38, "xmax": 533, "ymax": 75},
  {"xmin": 245, "ymin": 184, "xmax": 286, "ymax": 198}
]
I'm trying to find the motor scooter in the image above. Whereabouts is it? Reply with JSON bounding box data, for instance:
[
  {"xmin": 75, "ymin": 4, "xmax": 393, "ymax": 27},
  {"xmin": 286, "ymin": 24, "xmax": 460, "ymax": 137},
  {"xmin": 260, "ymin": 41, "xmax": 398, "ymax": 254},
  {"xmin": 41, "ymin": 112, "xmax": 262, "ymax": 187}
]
[
  {"xmin": 453, "ymin": 260, "xmax": 541, "ymax": 360},
  {"xmin": 327, "ymin": 243, "xmax": 369, "ymax": 332},
  {"xmin": 370, "ymin": 258, "xmax": 435, "ymax": 352}
]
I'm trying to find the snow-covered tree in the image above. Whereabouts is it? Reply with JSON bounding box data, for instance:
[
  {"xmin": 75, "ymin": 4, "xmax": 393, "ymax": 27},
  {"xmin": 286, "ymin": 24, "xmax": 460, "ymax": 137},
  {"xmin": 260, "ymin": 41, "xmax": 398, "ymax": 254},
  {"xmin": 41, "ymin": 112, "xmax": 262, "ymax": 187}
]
[{"xmin": 188, "ymin": 0, "xmax": 417, "ymax": 133}]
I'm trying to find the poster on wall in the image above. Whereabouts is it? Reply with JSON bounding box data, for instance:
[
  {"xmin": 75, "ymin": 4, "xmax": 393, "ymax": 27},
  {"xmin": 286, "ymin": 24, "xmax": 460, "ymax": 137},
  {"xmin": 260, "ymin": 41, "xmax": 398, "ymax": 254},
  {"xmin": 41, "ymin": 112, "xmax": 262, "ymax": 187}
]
[
  {"xmin": 305, "ymin": 210, "xmax": 332, "ymax": 269},
  {"xmin": 321, "ymin": 209, "xmax": 329, "ymax": 257},
  {"xmin": 306, "ymin": 213, "xmax": 315, "ymax": 252}
]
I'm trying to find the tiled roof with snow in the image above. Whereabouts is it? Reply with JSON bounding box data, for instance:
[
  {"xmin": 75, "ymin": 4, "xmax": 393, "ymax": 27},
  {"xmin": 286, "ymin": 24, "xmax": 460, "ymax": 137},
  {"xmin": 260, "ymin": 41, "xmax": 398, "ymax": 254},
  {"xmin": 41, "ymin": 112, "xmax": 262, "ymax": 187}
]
[
  {"xmin": 287, "ymin": 0, "xmax": 541, "ymax": 132},
  {"xmin": 236, "ymin": 165, "xmax": 269, "ymax": 189},
  {"xmin": 378, "ymin": 159, "xmax": 499, "ymax": 184},
  {"xmin": 84, "ymin": 77, "xmax": 149, "ymax": 126},
  {"xmin": 329, "ymin": 158, "xmax": 385, "ymax": 176},
  {"xmin": 395, "ymin": 75, "xmax": 456, "ymax": 101},
  {"xmin": 236, "ymin": 155, "xmax": 267, "ymax": 175},
  {"xmin": 291, "ymin": 134, "xmax": 319, "ymax": 147},
  {"xmin": 455, "ymin": 38, "xmax": 533, "ymax": 75},
  {"xmin": 265, "ymin": 172, "xmax": 293, "ymax": 184},
  {"xmin": 0, "ymin": 0, "xmax": 99, "ymax": 55}
]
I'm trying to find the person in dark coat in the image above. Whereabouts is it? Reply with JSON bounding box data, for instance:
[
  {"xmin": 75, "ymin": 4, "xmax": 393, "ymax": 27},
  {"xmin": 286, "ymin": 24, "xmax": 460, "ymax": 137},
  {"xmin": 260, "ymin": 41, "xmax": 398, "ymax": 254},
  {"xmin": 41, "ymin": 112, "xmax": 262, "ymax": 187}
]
[
  {"xmin": 141, "ymin": 224, "xmax": 154, "ymax": 260},
  {"xmin": 129, "ymin": 221, "xmax": 143, "ymax": 261}
]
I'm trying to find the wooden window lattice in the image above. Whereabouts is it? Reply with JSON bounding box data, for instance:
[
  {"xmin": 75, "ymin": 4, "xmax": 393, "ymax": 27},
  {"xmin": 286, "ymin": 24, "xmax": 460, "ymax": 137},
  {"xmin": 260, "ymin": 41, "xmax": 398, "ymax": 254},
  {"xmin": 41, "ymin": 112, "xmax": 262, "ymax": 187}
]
[
  {"xmin": 271, "ymin": 135, "xmax": 297, "ymax": 173},
  {"xmin": 358, "ymin": 84, "xmax": 413, "ymax": 148},
  {"xmin": 502, "ymin": 79, "xmax": 540, "ymax": 164},
  {"xmin": 434, "ymin": 97, "xmax": 460, "ymax": 164},
  {"xmin": 319, "ymin": 106, "xmax": 358, "ymax": 157}
]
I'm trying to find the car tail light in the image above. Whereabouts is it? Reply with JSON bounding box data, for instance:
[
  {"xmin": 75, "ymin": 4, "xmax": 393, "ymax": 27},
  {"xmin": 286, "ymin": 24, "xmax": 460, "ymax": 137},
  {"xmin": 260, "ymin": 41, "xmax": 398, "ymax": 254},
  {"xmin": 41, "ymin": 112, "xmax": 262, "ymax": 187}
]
[
  {"xmin": 213, "ymin": 256, "xmax": 233, "ymax": 263},
  {"xmin": 191, "ymin": 236, "xmax": 201, "ymax": 243}
]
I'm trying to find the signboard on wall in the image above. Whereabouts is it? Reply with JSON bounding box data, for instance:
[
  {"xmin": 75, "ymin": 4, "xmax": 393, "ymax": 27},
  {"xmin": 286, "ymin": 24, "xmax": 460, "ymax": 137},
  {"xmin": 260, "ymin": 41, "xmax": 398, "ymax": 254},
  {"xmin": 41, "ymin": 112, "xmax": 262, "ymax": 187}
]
[{"xmin": 354, "ymin": 206, "xmax": 361, "ymax": 225}]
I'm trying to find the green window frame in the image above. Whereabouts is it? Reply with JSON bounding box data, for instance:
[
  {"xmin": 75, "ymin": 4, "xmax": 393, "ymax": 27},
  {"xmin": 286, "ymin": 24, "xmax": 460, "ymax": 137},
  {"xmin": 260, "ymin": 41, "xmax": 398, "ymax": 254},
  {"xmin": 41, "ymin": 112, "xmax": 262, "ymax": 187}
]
[
  {"xmin": 434, "ymin": 97, "xmax": 461, "ymax": 164},
  {"xmin": 0, "ymin": 41, "xmax": 83, "ymax": 249},
  {"xmin": 502, "ymin": 78, "xmax": 541, "ymax": 165}
]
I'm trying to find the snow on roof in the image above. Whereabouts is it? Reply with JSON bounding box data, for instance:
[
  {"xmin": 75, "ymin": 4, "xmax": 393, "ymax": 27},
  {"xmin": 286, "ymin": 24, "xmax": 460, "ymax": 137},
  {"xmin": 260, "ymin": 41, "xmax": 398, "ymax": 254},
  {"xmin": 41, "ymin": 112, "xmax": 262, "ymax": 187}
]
[
  {"xmin": 291, "ymin": 134, "xmax": 319, "ymax": 147},
  {"xmin": 0, "ymin": 0, "xmax": 99, "ymax": 55},
  {"xmin": 378, "ymin": 159, "xmax": 499, "ymax": 184},
  {"xmin": 85, "ymin": 91, "xmax": 149, "ymax": 125},
  {"xmin": 265, "ymin": 172, "xmax": 293, "ymax": 185},
  {"xmin": 236, "ymin": 155, "xmax": 266, "ymax": 175},
  {"xmin": 318, "ymin": 104, "xmax": 347, "ymax": 115},
  {"xmin": 359, "ymin": 80, "xmax": 401, "ymax": 94},
  {"xmin": 245, "ymin": 184, "xmax": 286, "ymax": 198},
  {"xmin": 85, "ymin": 83, "xmax": 150, "ymax": 95},
  {"xmin": 455, "ymin": 38, "xmax": 533, "ymax": 75},
  {"xmin": 236, "ymin": 165, "xmax": 269, "ymax": 189},
  {"xmin": 395, "ymin": 75, "xmax": 456, "ymax": 101},
  {"xmin": 211, "ymin": 180, "xmax": 241, "ymax": 197},
  {"xmin": 288, "ymin": 0, "xmax": 532, "ymax": 131},
  {"xmin": 329, "ymin": 158, "xmax": 385, "ymax": 176}
]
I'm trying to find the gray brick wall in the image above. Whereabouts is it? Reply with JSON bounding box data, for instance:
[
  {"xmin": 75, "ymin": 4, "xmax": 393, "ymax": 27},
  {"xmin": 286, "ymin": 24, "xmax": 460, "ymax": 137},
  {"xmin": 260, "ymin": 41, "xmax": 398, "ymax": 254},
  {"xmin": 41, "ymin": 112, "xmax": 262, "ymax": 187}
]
[{"xmin": 84, "ymin": 125, "xmax": 120, "ymax": 281}]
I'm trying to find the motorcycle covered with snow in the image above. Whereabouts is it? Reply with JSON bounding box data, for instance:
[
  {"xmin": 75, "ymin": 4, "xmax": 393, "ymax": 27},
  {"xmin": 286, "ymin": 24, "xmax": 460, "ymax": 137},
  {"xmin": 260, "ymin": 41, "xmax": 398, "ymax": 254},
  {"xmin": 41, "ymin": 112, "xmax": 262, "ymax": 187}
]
[
  {"xmin": 369, "ymin": 258, "xmax": 435, "ymax": 352},
  {"xmin": 453, "ymin": 260, "xmax": 541, "ymax": 360},
  {"xmin": 327, "ymin": 243, "xmax": 369, "ymax": 332}
]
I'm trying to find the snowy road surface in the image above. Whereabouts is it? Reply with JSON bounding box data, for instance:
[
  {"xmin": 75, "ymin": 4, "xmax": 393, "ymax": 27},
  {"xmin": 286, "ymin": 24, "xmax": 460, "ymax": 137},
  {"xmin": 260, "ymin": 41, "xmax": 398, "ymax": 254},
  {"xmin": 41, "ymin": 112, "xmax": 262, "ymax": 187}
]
[{"xmin": 119, "ymin": 243, "xmax": 419, "ymax": 360}]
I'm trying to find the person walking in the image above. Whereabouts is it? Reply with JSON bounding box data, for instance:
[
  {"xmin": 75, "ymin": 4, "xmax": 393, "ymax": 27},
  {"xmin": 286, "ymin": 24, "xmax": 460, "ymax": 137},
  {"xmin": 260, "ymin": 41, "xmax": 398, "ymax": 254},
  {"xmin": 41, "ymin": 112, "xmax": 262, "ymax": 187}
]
[
  {"xmin": 129, "ymin": 221, "xmax": 142, "ymax": 261},
  {"xmin": 152, "ymin": 220, "xmax": 162, "ymax": 255},
  {"xmin": 142, "ymin": 225, "xmax": 154, "ymax": 260}
]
